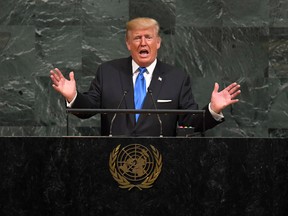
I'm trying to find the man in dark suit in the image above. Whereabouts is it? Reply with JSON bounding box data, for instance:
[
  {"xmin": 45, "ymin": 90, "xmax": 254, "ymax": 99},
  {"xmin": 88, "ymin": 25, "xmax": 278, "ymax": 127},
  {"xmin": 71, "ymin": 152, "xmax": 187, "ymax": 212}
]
[{"xmin": 50, "ymin": 17, "xmax": 241, "ymax": 136}]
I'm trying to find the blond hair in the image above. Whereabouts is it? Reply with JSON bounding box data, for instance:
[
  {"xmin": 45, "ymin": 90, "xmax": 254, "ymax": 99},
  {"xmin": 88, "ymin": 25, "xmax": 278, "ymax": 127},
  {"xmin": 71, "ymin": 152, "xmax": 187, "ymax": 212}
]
[{"xmin": 126, "ymin": 17, "xmax": 160, "ymax": 39}]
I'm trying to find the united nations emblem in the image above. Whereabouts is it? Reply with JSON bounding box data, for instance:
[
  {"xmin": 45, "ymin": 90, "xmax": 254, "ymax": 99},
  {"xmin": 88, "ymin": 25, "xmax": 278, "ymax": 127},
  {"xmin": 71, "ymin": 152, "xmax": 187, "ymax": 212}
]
[{"xmin": 109, "ymin": 144, "xmax": 162, "ymax": 190}]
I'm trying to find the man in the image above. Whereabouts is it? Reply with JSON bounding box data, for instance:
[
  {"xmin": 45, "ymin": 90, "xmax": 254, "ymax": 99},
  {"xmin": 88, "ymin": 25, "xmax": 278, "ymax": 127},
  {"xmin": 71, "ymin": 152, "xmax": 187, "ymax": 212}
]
[{"xmin": 50, "ymin": 17, "xmax": 241, "ymax": 136}]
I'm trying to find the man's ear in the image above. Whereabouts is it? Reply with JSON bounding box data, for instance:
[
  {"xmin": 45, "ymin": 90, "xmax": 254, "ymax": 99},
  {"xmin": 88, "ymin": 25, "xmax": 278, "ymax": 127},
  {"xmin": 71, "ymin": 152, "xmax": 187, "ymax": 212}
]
[
  {"xmin": 157, "ymin": 37, "xmax": 161, "ymax": 49},
  {"xmin": 126, "ymin": 40, "xmax": 131, "ymax": 51}
]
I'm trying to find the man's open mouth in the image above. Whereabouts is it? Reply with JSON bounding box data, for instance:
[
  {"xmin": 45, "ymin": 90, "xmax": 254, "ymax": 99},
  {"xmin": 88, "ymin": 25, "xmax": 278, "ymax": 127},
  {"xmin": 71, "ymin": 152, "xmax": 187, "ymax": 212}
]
[{"xmin": 139, "ymin": 49, "xmax": 149, "ymax": 56}]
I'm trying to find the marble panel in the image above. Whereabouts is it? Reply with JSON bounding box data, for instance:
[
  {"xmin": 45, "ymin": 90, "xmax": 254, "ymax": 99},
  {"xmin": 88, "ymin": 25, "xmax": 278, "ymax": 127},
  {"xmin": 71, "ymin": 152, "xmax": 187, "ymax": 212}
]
[
  {"xmin": 173, "ymin": 27, "xmax": 223, "ymax": 77},
  {"xmin": 269, "ymin": 27, "xmax": 288, "ymax": 78},
  {"xmin": 221, "ymin": 27, "xmax": 269, "ymax": 79},
  {"xmin": 269, "ymin": 0, "xmax": 288, "ymax": 27},
  {"xmin": 176, "ymin": 0, "xmax": 223, "ymax": 27},
  {"xmin": 0, "ymin": 0, "xmax": 36, "ymax": 25},
  {"xmin": 222, "ymin": 0, "xmax": 269, "ymax": 27},
  {"xmin": 0, "ymin": 26, "xmax": 39, "ymax": 127}
]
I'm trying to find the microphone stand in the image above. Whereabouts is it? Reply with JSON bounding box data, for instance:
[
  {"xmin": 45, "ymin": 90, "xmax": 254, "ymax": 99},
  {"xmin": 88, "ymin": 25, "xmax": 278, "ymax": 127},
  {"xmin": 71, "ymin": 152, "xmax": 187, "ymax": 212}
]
[
  {"xmin": 148, "ymin": 89, "xmax": 163, "ymax": 137},
  {"xmin": 109, "ymin": 91, "xmax": 127, "ymax": 137}
]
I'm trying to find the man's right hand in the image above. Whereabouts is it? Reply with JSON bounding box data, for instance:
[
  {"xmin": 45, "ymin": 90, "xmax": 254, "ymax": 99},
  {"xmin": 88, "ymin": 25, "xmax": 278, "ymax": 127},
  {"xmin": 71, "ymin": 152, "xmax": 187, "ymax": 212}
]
[{"xmin": 50, "ymin": 68, "xmax": 77, "ymax": 102}]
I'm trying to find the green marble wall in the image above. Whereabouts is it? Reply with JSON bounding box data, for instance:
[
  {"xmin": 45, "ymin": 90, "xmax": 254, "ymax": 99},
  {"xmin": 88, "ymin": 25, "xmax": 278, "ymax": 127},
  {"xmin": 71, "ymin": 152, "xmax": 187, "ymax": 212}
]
[{"xmin": 0, "ymin": 0, "xmax": 287, "ymax": 137}]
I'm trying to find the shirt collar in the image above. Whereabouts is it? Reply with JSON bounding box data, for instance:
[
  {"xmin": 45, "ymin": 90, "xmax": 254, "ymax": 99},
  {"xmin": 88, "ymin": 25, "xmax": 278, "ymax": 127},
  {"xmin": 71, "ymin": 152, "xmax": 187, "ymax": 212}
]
[{"xmin": 132, "ymin": 58, "xmax": 157, "ymax": 75}]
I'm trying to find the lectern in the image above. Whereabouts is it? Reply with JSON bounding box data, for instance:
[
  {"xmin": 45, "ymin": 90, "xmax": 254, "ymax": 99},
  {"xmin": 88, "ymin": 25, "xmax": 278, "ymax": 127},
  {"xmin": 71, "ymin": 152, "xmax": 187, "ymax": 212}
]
[{"xmin": 1, "ymin": 137, "xmax": 288, "ymax": 215}]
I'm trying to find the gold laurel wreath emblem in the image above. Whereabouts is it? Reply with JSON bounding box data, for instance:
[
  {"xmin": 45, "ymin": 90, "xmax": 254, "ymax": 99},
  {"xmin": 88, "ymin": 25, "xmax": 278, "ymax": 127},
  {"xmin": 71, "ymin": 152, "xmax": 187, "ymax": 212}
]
[{"xmin": 109, "ymin": 144, "xmax": 162, "ymax": 190}]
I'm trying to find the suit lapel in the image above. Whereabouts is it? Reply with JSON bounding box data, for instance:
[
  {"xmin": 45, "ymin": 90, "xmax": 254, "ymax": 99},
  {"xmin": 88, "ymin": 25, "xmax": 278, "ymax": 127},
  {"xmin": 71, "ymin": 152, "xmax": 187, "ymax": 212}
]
[{"xmin": 142, "ymin": 61, "xmax": 164, "ymax": 109}]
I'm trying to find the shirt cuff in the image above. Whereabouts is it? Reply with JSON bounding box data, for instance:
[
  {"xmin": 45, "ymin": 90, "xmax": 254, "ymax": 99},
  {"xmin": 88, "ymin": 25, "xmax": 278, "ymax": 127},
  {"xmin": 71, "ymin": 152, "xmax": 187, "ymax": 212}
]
[
  {"xmin": 66, "ymin": 92, "xmax": 77, "ymax": 108},
  {"xmin": 208, "ymin": 103, "xmax": 224, "ymax": 121}
]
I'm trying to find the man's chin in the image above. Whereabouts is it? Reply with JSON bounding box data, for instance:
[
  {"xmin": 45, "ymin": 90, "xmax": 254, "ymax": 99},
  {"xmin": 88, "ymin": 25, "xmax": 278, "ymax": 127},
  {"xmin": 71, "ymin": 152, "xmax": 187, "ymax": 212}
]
[{"xmin": 138, "ymin": 60, "xmax": 152, "ymax": 67}]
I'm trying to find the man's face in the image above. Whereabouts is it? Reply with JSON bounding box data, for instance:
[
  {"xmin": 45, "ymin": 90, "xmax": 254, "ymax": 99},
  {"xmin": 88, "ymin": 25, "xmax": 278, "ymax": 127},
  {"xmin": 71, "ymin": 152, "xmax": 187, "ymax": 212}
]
[{"xmin": 126, "ymin": 26, "xmax": 161, "ymax": 67}]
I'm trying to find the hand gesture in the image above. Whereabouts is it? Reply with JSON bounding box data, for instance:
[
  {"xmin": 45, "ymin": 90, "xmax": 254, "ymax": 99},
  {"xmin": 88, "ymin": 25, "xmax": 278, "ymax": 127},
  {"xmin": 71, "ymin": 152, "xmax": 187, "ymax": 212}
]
[
  {"xmin": 50, "ymin": 68, "xmax": 77, "ymax": 102},
  {"xmin": 210, "ymin": 82, "xmax": 241, "ymax": 114}
]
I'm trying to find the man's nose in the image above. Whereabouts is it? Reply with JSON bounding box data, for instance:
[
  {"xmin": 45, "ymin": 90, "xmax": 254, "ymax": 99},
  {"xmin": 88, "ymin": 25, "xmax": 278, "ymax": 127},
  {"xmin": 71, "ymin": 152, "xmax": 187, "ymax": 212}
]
[{"xmin": 140, "ymin": 36, "xmax": 147, "ymax": 45}]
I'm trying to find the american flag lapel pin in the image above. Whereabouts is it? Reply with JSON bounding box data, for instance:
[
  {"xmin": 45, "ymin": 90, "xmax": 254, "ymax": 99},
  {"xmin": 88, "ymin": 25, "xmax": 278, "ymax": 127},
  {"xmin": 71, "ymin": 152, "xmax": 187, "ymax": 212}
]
[{"xmin": 158, "ymin": 76, "xmax": 162, "ymax": 81}]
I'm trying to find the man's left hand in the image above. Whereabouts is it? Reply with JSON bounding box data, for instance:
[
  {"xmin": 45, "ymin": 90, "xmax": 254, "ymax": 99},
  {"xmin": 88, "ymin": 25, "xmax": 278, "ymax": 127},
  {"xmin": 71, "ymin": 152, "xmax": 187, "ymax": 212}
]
[{"xmin": 210, "ymin": 82, "xmax": 241, "ymax": 114}]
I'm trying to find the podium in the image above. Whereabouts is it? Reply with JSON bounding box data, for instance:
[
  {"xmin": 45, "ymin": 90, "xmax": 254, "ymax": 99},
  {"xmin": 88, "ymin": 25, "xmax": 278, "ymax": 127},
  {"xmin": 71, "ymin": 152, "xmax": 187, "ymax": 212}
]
[{"xmin": 1, "ymin": 137, "xmax": 288, "ymax": 215}]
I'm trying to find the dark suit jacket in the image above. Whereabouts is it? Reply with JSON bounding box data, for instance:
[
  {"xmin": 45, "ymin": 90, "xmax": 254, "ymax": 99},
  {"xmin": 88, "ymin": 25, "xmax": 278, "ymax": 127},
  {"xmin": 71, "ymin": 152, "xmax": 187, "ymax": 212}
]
[{"xmin": 72, "ymin": 56, "xmax": 223, "ymax": 136}]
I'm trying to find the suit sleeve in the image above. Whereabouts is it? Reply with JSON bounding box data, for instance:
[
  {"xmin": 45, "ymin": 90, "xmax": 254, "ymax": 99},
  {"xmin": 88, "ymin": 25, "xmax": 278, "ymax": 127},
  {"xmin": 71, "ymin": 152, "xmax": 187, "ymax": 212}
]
[
  {"xmin": 177, "ymin": 74, "xmax": 223, "ymax": 132},
  {"xmin": 70, "ymin": 66, "xmax": 102, "ymax": 118}
]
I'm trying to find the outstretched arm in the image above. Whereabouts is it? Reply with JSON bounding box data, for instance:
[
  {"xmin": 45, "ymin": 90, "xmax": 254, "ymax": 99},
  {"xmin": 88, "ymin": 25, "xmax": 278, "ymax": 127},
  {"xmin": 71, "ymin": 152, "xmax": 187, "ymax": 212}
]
[
  {"xmin": 50, "ymin": 68, "xmax": 77, "ymax": 102},
  {"xmin": 210, "ymin": 82, "xmax": 241, "ymax": 114}
]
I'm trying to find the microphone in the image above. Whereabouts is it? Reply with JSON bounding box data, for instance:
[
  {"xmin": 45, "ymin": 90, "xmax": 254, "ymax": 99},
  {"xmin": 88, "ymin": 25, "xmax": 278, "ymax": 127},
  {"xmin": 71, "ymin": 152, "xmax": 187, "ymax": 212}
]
[
  {"xmin": 148, "ymin": 88, "xmax": 163, "ymax": 137},
  {"xmin": 109, "ymin": 90, "xmax": 128, "ymax": 137}
]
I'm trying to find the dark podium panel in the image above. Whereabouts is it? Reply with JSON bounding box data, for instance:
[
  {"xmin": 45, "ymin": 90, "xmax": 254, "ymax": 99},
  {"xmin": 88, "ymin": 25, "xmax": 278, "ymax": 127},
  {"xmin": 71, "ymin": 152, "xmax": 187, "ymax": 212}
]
[{"xmin": 1, "ymin": 137, "xmax": 288, "ymax": 216}]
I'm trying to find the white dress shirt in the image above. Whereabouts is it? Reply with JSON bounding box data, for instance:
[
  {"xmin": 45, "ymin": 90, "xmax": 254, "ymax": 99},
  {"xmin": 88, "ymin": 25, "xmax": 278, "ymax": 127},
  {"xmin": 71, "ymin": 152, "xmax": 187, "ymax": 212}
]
[{"xmin": 132, "ymin": 59, "xmax": 156, "ymax": 89}]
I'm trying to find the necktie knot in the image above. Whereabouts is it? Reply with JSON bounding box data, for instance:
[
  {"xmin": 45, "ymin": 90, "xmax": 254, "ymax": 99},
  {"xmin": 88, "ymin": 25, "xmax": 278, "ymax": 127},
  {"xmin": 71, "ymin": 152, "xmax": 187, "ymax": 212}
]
[{"xmin": 138, "ymin": 67, "xmax": 147, "ymax": 77}]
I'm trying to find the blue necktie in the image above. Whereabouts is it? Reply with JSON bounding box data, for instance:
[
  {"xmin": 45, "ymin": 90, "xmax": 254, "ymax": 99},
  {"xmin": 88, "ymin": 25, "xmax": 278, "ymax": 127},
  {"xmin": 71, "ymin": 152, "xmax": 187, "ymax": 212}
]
[{"xmin": 134, "ymin": 67, "xmax": 147, "ymax": 122}]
